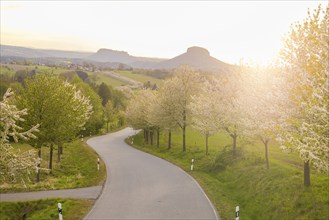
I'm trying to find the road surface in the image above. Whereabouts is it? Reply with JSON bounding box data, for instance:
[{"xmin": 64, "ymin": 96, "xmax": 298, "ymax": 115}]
[
  {"xmin": 0, "ymin": 186, "xmax": 102, "ymax": 202},
  {"xmin": 85, "ymin": 127, "xmax": 218, "ymax": 220}
]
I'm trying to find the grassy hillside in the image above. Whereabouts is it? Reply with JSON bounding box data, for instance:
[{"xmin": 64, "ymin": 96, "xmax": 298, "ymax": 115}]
[
  {"xmin": 0, "ymin": 198, "xmax": 93, "ymax": 220},
  {"xmin": 129, "ymin": 128, "xmax": 329, "ymax": 220},
  {"xmin": 0, "ymin": 139, "xmax": 106, "ymax": 193}
]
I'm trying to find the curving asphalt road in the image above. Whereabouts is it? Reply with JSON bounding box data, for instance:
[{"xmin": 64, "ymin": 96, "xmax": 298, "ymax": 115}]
[
  {"xmin": 84, "ymin": 127, "xmax": 218, "ymax": 220},
  {"xmin": 0, "ymin": 186, "xmax": 102, "ymax": 202}
]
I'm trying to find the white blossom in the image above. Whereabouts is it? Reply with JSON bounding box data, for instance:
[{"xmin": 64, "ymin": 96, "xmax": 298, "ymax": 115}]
[{"xmin": 0, "ymin": 88, "xmax": 39, "ymax": 183}]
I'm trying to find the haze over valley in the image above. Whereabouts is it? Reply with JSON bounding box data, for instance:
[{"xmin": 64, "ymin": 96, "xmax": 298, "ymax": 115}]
[{"xmin": 1, "ymin": 44, "xmax": 237, "ymax": 73}]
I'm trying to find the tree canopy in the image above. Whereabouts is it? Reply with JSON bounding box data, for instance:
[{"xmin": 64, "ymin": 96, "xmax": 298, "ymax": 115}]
[
  {"xmin": 278, "ymin": 5, "xmax": 329, "ymax": 175},
  {"xmin": 18, "ymin": 74, "xmax": 92, "ymax": 147}
]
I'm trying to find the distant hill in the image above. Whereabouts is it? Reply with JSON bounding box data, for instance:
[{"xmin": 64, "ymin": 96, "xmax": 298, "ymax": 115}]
[
  {"xmin": 0, "ymin": 45, "xmax": 92, "ymax": 59},
  {"xmin": 1, "ymin": 45, "xmax": 48, "ymax": 58},
  {"xmin": 154, "ymin": 46, "xmax": 236, "ymax": 74},
  {"xmin": 88, "ymin": 48, "xmax": 166, "ymax": 67},
  {"xmin": 0, "ymin": 45, "xmax": 236, "ymax": 73},
  {"xmin": 39, "ymin": 49, "xmax": 92, "ymax": 59},
  {"xmin": 88, "ymin": 48, "xmax": 134, "ymax": 63}
]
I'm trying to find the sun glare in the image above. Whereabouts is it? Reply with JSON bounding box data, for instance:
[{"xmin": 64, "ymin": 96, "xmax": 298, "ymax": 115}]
[{"xmin": 0, "ymin": 1, "xmax": 326, "ymax": 65}]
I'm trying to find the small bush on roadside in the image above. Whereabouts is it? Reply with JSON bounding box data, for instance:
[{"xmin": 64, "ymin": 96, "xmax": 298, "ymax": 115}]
[{"xmin": 210, "ymin": 145, "xmax": 245, "ymax": 172}]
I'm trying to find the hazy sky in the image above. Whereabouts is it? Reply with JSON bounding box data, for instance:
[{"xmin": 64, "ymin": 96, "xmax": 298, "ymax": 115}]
[{"xmin": 1, "ymin": 1, "xmax": 326, "ymax": 65}]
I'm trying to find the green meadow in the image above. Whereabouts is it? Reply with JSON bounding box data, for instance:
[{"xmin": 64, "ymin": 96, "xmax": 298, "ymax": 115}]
[
  {"xmin": 115, "ymin": 70, "xmax": 164, "ymax": 86},
  {"xmin": 89, "ymin": 72, "xmax": 128, "ymax": 87}
]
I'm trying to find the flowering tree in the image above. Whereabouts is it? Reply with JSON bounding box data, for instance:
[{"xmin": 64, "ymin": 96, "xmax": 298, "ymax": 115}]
[
  {"xmin": 17, "ymin": 74, "xmax": 93, "ymax": 180},
  {"xmin": 278, "ymin": 5, "xmax": 329, "ymax": 186},
  {"xmin": 150, "ymin": 81, "xmax": 178, "ymax": 149},
  {"xmin": 71, "ymin": 76, "xmax": 104, "ymax": 137},
  {"xmin": 240, "ymin": 67, "xmax": 288, "ymax": 169},
  {"xmin": 209, "ymin": 72, "xmax": 247, "ymax": 157},
  {"xmin": 50, "ymin": 81, "xmax": 93, "ymax": 163},
  {"xmin": 0, "ymin": 89, "xmax": 39, "ymax": 184},
  {"xmin": 156, "ymin": 66, "xmax": 201, "ymax": 152},
  {"xmin": 189, "ymin": 76, "xmax": 223, "ymax": 155},
  {"xmin": 104, "ymin": 101, "xmax": 116, "ymax": 133},
  {"xmin": 146, "ymin": 91, "xmax": 162, "ymax": 147},
  {"xmin": 125, "ymin": 89, "xmax": 157, "ymax": 144}
]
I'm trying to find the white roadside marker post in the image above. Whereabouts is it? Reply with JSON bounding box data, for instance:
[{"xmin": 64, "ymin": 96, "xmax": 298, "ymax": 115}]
[
  {"xmin": 131, "ymin": 137, "xmax": 134, "ymax": 144},
  {"xmin": 58, "ymin": 203, "xmax": 63, "ymax": 220},
  {"xmin": 236, "ymin": 206, "xmax": 239, "ymax": 220},
  {"xmin": 191, "ymin": 159, "xmax": 194, "ymax": 171},
  {"xmin": 97, "ymin": 158, "xmax": 100, "ymax": 171},
  {"xmin": 81, "ymin": 134, "xmax": 84, "ymax": 142}
]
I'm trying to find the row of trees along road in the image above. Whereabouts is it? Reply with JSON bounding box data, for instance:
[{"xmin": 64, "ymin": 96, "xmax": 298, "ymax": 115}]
[
  {"xmin": 0, "ymin": 71, "xmax": 127, "ymax": 184},
  {"xmin": 277, "ymin": 5, "xmax": 329, "ymax": 186},
  {"xmin": 126, "ymin": 5, "xmax": 328, "ymax": 186},
  {"xmin": 2, "ymin": 69, "xmax": 127, "ymax": 137},
  {"xmin": 16, "ymin": 74, "xmax": 93, "ymax": 182}
]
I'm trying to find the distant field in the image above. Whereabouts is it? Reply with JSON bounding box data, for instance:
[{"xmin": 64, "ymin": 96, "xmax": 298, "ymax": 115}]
[
  {"xmin": 129, "ymin": 128, "xmax": 329, "ymax": 220},
  {"xmin": 0, "ymin": 66, "xmax": 15, "ymax": 76},
  {"xmin": 0, "ymin": 64, "xmax": 163, "ymax": 88},
  {"xmin": 90, "ymin": 72, "xmax": 128, "ymax": 88},
  {"xmin": 0, "ymin": 64, "xmax": 68, "ymax": 75},
  {"xmin": 115, "ymin": 70, "xmax": 164, "ymax": 86}
]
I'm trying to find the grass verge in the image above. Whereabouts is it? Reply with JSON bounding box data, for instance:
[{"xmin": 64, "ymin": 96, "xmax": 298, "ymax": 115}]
[
  {"xmin": 128, "ymin": 129, "xmax": 329, "ymax": 220},
  {"xmin": 0, "ymin": 139, "xmax": 106, "ymax": 192},
  {"xmin": 0, "ymin": 198, "xmax": 93, "ymax": 220}
]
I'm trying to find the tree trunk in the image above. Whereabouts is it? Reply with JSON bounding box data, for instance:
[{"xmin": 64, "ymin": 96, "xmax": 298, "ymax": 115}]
[
  {"xmin": 157, "ymin": 128, "xmax": 160, "ymax": 148},
  {"xmin": 57, "ymin": 143, "xmax": 63, "ymax": 162},
  {"xmin": 36, "ymin": 148, "xmax": 41, "ymax": 182},
  {"xmin": 145, "ymin": 129, "xmax": 149, "ymax": 144},
  {"xmin": 49, "ymin": 144, "xmax": 53, "ymax": 170},
  {"xmin": 57, "ymin": 145, "xmax": 60, "ymax": 163},
  {"xmin": 304, "ymin": 160, "xmax": 311, "ymax": 187},
  {"xmin": 106, "ymin": 121, "xmax": 109, "ymax": 133},
  {"xmin": 182, "ymin": 109, "xmax": 187, "ymax": 152},
  {"xmin": 265, "ymin": 140, "xmax": 269, "ymax": 169},
  {"xmin": 168, "ymin": 130, "xmax": 172, "ymax": 149},
  {"xmin": 150, "ymin": 130, "xmax": 153, "ymax": 145},
  {"xmin": 206, "ymin": 134, "xmax": 209, "ymax": 155},
  {"xmin": 182, "ymin": 125, "xmax": 186, "ymax": 152},
  {"xmin": 232, "ymin": 134, "xmax": 237, "ymax": 157}
]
